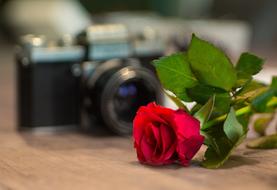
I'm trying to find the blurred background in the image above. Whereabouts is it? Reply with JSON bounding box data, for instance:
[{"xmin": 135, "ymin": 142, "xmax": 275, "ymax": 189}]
[
  {"xmin": 0, "ymin": 0, "xmax": 276, "ymax": 126},
  {"xmin": 0, "ymin": 0, "xmax": 277, "ymax": 55},
  {"xmin": 0, "ymin": 0, "xmax": 277, "ymax": 107}
]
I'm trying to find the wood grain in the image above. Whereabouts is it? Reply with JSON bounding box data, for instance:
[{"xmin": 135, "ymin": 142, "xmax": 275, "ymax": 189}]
[{"xmin": 0, "ymin": 46, "xmax": 276, "ymax": 190}]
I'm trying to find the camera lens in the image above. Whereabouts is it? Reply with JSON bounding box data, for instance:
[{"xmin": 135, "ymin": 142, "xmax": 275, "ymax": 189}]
[
  {"xmin": 101, "ymin": 66, "xmax": 161, "ymax": 135},
  {"xmin": 84, "ymin": 59, "xmax": 162, "ymax": 135},
  {"xmin": 113, "ymin": 79, "xmax": 156, "ymax": 123}
]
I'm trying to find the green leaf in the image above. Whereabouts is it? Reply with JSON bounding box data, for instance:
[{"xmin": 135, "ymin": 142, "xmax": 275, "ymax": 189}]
[
  {"xmin": 253, "ymin": 114, "xmax": 274, "ymax": 136},
  {"xmin": 153, "ymin": 52, "xmax": 198, "ymax": 101},
  {"xmin": 267, "ymin": 96, "xmax": 277, "ymax": 108},
  {"xmin": 252, "ymin": 89, "xmax": 275, "ymax": 112},
  {"xmin": 234, "ymin": 52, "xmax": 264, "ymax": 88},
  {"xmin": 235, "ymin": 72, "xmax": 252, "ymax": 88},
  {"xmin": 194, "ymin": 95, "xmax": 215, "ymax": 127},
  {"xmin": 188, "ymin": 84, "xmax": 231, "ymax": 114},
  {"xmin": 235, "ymin": 81, "xmax": 268, "ymax": 104},
  {"xmin": 247, "ymin": 134, "xmax": 277, "ymax": 149},
  {"xmin": 187, "ymin": 34, "xmax": 237, "ymax": 91},
  {"xmin": 202, "ymin": 107, "xmax": 247, "ymax": 168},
  {"xmin": 223, "ymin": 108, "xmax": 247, "ymax": 143},
  {"xmin": 174, "ymin": 89, "xmax": 192, "ymax": 102},
  {"xmin": 272, "ymin": 76, "xmax": 277, "ymax": 87},
  {"xmin": 236, "ymin": 112, "xmax": 252, "ymax": 130},
  {"xmin": 271, "ymin": 76, "xmax": 277, "ymax": 95},
  {"xmin": 251, "ymin": 77, "xmax": 277, "ymax": 112},
  {"xmin": 201, "ymin": 127, "xmax": 234, "ymax": 169},
  {"xmin": 237, "ymin": 80, "xmax": 266, "ymax": 93},
  {"xmin": 236, "ymin": 52, "xmax": 264, "ymax": 76}
]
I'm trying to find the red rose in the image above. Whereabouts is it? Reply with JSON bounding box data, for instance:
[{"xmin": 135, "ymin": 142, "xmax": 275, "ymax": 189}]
[{"xmin": 133, "ymin": 102, "xmax": 204, "ymax": 166}]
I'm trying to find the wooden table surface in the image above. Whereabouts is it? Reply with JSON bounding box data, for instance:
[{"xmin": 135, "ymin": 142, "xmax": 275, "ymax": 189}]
[{"xmin": 0, "ymin": 45, "xmax": 276, "ymax": 190}]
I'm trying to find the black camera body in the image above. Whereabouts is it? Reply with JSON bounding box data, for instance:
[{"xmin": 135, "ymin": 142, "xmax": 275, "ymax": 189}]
[{"xmin": 16, "ymin": 24, "xmax": 164, "ymax": 135}]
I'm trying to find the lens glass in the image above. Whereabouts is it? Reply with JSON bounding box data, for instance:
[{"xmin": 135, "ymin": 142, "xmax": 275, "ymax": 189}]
[{"xmin": 113, "ymin": 79, "xmax": 156, "ymax": 123}]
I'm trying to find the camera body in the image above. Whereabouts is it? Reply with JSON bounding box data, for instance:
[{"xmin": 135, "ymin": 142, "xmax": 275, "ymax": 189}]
[{"xmin": 16, "ymin": 24, "xmax": 164, "ymax": 135}]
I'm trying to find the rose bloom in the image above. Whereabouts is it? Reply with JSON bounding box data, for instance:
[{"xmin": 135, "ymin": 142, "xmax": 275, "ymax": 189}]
[{"xmin": 133, "ymin": 102, "xmax": 204, "ymax": 166}]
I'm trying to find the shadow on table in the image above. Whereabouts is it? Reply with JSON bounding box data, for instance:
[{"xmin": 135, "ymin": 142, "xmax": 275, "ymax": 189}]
[
  {"xmin": 129, "ymin": 161, "xmax": 184, "ymax": 170},
  {"xmin": 128, "ymin": 154, "xmax": 260, "ymax": 170},
  {"xmin": 219, "ymin": 155, "xmax": 260, "ymax": 169}
]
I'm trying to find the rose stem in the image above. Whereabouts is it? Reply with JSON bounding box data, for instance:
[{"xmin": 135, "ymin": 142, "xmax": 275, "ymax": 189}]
[{"xmin": 203, "ymin": 97, "xmax": 277, "ymax": 129}]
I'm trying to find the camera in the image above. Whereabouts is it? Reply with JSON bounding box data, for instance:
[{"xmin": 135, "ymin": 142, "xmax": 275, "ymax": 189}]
[{"xmin": 15, "ymin": 24, "xmax": 164, "ymax": 135}]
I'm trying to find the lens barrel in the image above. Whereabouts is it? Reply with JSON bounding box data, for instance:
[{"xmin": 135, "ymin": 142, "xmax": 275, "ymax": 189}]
[{"xmin": 83, "ymin": 59, "xmax": 162, "ymax": 135}]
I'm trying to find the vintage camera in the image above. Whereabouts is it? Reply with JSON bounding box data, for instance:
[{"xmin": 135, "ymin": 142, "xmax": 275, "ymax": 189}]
[{"xmin": 15, "ymin": 24, "xmax": 164, "ymax": 135}]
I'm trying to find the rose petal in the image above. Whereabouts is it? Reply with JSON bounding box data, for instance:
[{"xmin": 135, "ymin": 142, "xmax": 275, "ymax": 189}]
[
  {"xmin": 135, "ymin": 142, "xmax": 146, "ymax": 163},
  {"xmin": 176, "ymin": 135, "xmax": 204, "ymax": 166},
  {"xmin": 151, "ymin": 103, "xmax": 176, "ymax": 120},
  {"xmin": 140, "ymin": 135, "xmax": 154, "ymax": 162},
  {"xmin": 145, "ymin": 124, "xmax": 157, "ymax": 147},
  {"xmin": 172, "ymin": 109, "xmax": 201, "ymax": 139},
  {"xmin": 159, "ymin": 124, "xmax": 175, "ymax": 154},
  {"xmin": 150, "ymin": 124, "xmax": 176, "ymax": 163},
  {"xmin": 133, "ymin": 103, "xmax": 170, "ymax": 144},
  {"xmin": 150, "ymin": 123, "xmax": 160, "ymax": 148},
  {"xmin": 144, "ymin": 103, "xmax": 172, "ymax": 124}
]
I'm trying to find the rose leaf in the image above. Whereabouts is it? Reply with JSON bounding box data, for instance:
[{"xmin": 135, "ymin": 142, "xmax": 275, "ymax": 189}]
[
  {"xmin": 234, "ymin": 53, "xmax": 264, "ymax": 87},
  {"xmin": 194, "ymin": 95, "xmax": 215, "ymax": 127},
  {"xmin": 247, "ymin": 134, "xmax": 277, "ymax": 149},
  {"xmin": 235, "ymin": 53, "xmax": 264, "ymax": 83},
  {"xmin": 271, "ymin": 76, "xmax": 277, "ymax": 95},
  {"xmin": 202, "ymin": 107, "xmax": 247, "ymax": 168},
  {"xmin": 251, "ymin": 89, "xmax": 275, "ymax": 113},
  {"xmin": 223, "ymin": 107, "xmax": 248, "ymax": 144},
  {"xmin": 153, "ymin": 52, "xmax": 198, "ymax": 102},
  {"xmin": 201, "ymin": 127, "xmax": 234, "ymax": 169},
  {"xmin": 188, "ymin": 84, "xmax": 231, "ymax": 115},
  {"xmin": 234, "ymin": 80, "xmax": 268, "ymax": 104},
  {"xmin": 253, "ymin": 114, "xmax": 274, "ymax": 136},
  {"xmin": 187, "ymin": 34, "xmax": 237, "ymax": 91},
  {"xmin": 251, "ymin": 76, "xmax": 277, "ymax": 112}
]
